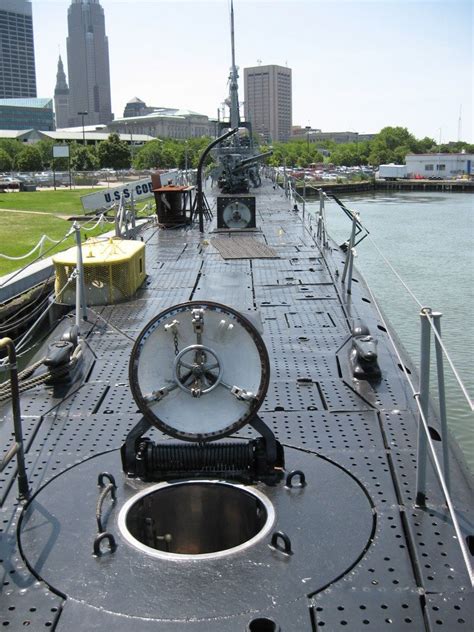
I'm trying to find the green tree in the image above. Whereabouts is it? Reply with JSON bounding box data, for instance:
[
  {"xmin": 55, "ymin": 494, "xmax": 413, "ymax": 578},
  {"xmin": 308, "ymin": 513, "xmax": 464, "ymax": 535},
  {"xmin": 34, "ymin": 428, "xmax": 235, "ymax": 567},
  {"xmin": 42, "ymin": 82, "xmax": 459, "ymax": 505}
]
[
  {"xmin": 0, "ymin": 139, "xmax": 24, "ymax": 163},
  {"xmin": 331, "ymin": 144, "xmax": 361, "ymax": 166},
  {"xmin": 97, "ymin": 133, "xmax": 131, "ymax": 169},
  {"xmin": 15, "ymin": 145, "xmax": 43, "ymax": 171},
  {"xmin": 36, "ymin": 139, "xmax": 55, "ymax": 170},
  {"xmin": 0, "ymin": 149, "xmax": 13, "ymax": 171},
  {"xmin": 367, "ymin": 126, "xmax": 421, "ymax": 166},
  {"xmin": 413, "ymin": 136, "xmax": 436, "ymax": 153},
  {"xmin": 133, "ymin": 139, "xmax": 164, "ymax": 169},
  {"xmin": 71, "ymin": 144, "xmax": 99, "ymax": 171}
]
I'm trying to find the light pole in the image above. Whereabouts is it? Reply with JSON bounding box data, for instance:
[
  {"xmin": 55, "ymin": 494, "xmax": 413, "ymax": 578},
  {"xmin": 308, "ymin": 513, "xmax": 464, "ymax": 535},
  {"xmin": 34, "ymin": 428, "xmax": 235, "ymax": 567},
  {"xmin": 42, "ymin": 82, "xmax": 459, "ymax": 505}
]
[
  {"xmin": 184, "ymin": 140, "xmax": 188, "ymax": 183},
  {"xmin": 305, "ymin": 125, "xmax": 311, "ymax": 152},
  {"xmin": 126, "ymin": 123, "xmax": 134, "ymax": 166},
  {"xmin": 78, "ymin": 111, "xmax": 88, "ymax": 144}
]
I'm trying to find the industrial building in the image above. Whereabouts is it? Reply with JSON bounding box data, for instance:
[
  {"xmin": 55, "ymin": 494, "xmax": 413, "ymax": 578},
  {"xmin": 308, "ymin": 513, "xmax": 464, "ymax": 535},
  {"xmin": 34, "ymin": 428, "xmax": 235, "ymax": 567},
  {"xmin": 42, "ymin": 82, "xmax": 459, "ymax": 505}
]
[
  {"xmin": 405, "ymin": 153, "xmax": 473, "ymax": 178},
  {"xmin": 0, "ymin": 98, "xmax": 54, "ymax": 131},
  {"xmin": 244, "ymin": 64, "xmax": 292, "ymax": 142},
  {"xmin": 0, "ymin": 0, "xmax": 37, "ymax": 99},
  {"xmin": 291, "ymin": 127, "xmax": 376, "ymax": 144}
]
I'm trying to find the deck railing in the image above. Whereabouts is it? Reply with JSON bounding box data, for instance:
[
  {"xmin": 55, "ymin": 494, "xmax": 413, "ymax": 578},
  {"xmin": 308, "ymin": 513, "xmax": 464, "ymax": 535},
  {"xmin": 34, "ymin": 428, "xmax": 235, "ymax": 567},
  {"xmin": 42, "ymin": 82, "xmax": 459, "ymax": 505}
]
[{"xmin": 294, "ymin": 183, "xmax": 474, "ymax": 586}]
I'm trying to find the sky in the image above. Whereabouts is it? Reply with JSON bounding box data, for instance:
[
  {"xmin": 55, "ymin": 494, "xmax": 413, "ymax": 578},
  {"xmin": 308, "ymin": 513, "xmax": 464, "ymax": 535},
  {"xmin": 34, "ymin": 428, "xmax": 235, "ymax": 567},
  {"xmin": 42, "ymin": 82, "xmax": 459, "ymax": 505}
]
[{"xmin": 33, "ymin": 0, "xmax": 473, "ymax": 142}]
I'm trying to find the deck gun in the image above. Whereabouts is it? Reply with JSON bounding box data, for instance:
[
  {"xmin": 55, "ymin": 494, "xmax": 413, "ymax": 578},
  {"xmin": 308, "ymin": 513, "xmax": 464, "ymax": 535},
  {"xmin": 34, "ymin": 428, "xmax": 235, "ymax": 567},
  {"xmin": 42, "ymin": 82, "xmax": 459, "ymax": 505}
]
[{"xmin": 218, "ymin": 150, "xmax": 273, "ymax": 193}]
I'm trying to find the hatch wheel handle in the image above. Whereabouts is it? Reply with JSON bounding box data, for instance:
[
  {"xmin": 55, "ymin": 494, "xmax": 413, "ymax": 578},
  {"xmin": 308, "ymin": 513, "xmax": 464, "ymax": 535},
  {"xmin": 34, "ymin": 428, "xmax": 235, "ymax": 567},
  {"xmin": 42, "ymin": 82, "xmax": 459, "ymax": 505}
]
[{"xmin": 173, "ymin": 344, "xmax": 223, "ymax": 396}]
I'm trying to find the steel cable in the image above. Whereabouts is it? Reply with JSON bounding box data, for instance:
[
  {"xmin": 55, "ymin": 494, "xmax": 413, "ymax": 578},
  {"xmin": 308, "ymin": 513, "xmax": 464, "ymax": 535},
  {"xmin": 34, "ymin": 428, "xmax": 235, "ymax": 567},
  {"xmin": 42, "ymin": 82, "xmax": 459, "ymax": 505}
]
[{"xmin": 321, "ymin": 197, "xmax": 473, "ymax": 411}]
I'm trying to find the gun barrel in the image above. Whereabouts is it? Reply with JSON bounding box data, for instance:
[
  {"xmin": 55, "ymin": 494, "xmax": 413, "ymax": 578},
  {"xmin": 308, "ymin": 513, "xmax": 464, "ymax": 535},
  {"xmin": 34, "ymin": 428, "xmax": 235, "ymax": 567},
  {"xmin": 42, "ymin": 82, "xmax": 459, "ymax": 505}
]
[{"xmin": 234, "ymin": 151, "xmax": 273, "ymax": 170}]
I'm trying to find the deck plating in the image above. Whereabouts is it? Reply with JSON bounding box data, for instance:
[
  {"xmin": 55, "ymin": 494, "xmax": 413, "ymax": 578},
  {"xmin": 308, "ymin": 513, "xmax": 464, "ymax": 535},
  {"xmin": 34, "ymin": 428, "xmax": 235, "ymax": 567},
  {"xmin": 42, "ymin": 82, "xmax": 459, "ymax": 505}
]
[{"xmin": 1, "ymin": 181, "xmax": 473, "ymax": 630}]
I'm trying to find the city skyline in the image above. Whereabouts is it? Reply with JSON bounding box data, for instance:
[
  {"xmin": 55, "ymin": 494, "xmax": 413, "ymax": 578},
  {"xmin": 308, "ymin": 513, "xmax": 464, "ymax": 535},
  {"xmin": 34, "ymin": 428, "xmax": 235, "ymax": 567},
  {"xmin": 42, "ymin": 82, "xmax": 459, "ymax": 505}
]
[{"xmin": 32, "ymin": 0, "xmax": 472, "ymax": 142}]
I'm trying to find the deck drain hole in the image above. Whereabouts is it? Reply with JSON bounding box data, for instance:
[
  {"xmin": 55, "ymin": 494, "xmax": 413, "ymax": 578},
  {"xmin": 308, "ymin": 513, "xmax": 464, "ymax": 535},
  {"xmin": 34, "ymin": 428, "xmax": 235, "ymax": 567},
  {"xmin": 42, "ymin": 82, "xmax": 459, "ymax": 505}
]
[
  {"xmin": 119, "ymin": 481, "xmax": 274, "ymax": 560},
  {"xmin": 466, "ymin": 535, "xmax": 474, "ymax": 555},
  {"xmin": 428, "ymin": 427, "xmax": 442, "ymax": 441},
  {"xmin": 248, "ymin": 618, "xmax": 279, "ymax": 632}
]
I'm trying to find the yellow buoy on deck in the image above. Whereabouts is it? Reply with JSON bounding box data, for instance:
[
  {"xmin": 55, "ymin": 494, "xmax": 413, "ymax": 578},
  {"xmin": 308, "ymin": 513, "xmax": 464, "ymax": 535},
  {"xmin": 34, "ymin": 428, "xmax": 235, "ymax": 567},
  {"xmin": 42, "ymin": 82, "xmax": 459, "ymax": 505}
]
[{"xmin": 53, "ymin": 237, "xmax": 146, "ymax": 306}]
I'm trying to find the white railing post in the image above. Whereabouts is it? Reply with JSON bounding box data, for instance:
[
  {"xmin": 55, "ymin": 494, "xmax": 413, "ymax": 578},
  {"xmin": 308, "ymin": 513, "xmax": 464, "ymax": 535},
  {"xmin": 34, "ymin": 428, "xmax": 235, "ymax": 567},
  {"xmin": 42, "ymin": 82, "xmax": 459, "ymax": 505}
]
[
  {"xmin": 341, "ymin": 212, "xmax": 358, "ymax": 294},
  {"xmin": 432, "ymin": 312, "xmax": 450, "ymax": 491},
  {"xmin": 416, "ymin": 307, "xmax": 432, "ymax": 506},
  {"xmin": 73, "ymin": 221, "xmax": 87, "ymax": 326}
]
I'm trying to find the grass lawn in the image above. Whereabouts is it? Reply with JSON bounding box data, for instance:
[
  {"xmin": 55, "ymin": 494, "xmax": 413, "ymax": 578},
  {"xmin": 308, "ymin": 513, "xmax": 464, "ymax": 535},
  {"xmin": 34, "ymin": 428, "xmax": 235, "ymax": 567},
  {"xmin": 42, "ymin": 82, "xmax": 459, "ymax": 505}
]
[
  {"xmin": 0, "ymin": 188, "xmax": 102, "ymax": 215},
  {"xmin": 0, "ymin": 188, "xmax": 112, "ymax": 277}
]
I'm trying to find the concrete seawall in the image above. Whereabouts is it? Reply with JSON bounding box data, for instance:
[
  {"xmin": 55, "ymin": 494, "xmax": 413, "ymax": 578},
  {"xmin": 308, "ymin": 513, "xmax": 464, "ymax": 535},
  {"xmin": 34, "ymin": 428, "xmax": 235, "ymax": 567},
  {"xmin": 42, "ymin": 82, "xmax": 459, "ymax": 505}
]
[{"xmin": 294, "ymin": 179, "xmax": 474, "ymax": 195}]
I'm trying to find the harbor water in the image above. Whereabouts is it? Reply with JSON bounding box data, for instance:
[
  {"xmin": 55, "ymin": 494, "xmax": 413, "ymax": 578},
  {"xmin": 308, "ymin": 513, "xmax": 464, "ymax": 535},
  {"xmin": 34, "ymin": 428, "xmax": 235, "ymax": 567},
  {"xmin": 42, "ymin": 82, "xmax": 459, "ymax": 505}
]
[{"xmin": 307, "ymin": 191, "xmax": 474, "ymax": 471}]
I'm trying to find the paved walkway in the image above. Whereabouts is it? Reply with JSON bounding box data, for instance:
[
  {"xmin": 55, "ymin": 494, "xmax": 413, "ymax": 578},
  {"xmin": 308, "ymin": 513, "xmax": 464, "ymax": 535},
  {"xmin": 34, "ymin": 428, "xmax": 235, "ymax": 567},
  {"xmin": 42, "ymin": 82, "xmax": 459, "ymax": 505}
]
[{"xmin": 0, "ymin": 207, "xmax": 59, "ymax": 216}]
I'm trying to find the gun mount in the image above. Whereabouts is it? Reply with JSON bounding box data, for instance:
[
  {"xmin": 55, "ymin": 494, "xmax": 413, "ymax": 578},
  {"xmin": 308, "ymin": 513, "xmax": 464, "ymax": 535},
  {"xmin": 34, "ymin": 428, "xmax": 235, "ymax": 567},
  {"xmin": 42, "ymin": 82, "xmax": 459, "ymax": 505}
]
[{"xmin": 216, "ymin": 150, "xmax": 273, "ymax": 193}]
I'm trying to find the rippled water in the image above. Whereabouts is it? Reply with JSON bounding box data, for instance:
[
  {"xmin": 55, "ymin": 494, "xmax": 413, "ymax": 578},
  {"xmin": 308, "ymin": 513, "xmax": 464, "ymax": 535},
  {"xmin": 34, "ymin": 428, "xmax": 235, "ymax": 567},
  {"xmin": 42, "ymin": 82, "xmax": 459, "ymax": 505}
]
[{"xmin": 307, "ymin": 191, "xmax": 474, "ymax": 471}]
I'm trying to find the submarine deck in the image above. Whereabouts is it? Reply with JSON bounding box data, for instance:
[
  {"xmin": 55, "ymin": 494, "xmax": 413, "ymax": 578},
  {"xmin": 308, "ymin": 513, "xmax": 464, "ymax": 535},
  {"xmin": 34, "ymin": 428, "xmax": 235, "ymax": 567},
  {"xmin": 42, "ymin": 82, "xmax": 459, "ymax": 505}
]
[{"xmin": 0, "ymin": 180, "xmax": 472, "ymax": 631}]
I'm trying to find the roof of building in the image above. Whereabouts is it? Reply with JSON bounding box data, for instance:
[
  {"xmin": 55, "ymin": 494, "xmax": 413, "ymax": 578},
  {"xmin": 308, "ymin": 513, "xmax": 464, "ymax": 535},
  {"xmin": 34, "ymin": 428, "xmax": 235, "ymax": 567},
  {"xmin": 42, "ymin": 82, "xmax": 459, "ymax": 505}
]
[
  {"xmin": 57, "ymin": 125, "xmax": 107, "ymax": 133},
  {"xmin": 0, "ymin": 129, "xmax": 155, "ymax": 143},
  {"xmin": 126, "ymin": 97, "xmax": 146, "ymax": 104},
  {"xmin": 40, "ymin": 130, "xmax": 155, "ymax": 143},
  {"xmin": 112, "ymin": 108, "xmax": 208, "ymax": 124},
  {"xmin": 0, "ymin": 129, "xmax": 34, "ymax": 139},
  {"xmin": 0, "ymin": 98, "xmax": 53, "ymax": 109},
  {"xmin": 405, "ymin": 152, "xmax": 474, "ymax": 158}
]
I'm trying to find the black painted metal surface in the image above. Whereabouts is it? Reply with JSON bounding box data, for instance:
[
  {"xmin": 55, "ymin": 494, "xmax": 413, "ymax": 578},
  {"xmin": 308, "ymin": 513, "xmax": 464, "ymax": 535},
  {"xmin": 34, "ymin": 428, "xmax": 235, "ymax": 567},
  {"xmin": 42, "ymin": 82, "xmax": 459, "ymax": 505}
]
[{"xmin": 0, "ymin": 180, "xmax": 472, "ymax": 630}]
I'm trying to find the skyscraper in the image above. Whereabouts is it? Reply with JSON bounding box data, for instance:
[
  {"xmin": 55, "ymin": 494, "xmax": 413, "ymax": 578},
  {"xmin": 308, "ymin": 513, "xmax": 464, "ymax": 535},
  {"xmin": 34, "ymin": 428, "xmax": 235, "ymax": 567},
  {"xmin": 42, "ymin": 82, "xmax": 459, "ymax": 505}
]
[
  {"xmin": 54, "ymin": 55, "xmax": 70, "ymax": 128},
  {"xmin": 66, "ymin": 0, "xmax": 112, "ymax": 127},
  {"xmin": 244, "ymin": 65, "xmax": 292, "ymax": 143},
  {"xmin": 0, "ymin": 0, "xmax": 37, "ymax": 98}
]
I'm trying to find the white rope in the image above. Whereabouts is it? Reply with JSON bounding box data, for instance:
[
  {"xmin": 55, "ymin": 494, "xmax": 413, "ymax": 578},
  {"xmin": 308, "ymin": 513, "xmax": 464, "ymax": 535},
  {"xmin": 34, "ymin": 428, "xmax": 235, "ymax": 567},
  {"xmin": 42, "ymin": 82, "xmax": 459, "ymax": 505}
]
[
  {"xmin": 0, "ymin": 234, "xmax": 62, "ymax": 260},
  {"xmin": 82, "ymin": 214, "xmax": 106, "ymax": 232},
  {"xmin": 14, "ymin": 271, "xmax": 77, "ymax": 354}
]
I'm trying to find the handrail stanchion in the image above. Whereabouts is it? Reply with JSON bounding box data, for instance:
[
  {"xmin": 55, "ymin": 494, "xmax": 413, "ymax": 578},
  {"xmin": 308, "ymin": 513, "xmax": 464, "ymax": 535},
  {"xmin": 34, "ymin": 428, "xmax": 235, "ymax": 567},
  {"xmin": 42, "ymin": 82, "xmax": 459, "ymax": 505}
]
[
  {"xmin": 316, "ymin": 189, "xmax": 328, "ymax": 247},
  {"xmin": 341, "ymin": 211, "xmax": 358, "ymax": 294},
  {"xmin": 73, "ymin": 221, "xmax": 87, "ymax": 327},
  {"xmin": 302, "ymin": 175, "xmax": 306, "ymax": 222},
  {"xmin": 0, "ymin": 338, "xmax": 29, "ymax": 500},
  {"xmin": 432, "ymin": 312, "xmax": 450, "ymax": 491},
  {"xmin": 416, "ymin": 307, "xmax": 432, "ymax": 506},
  {"xmin": 317, "ymin": 189, "xmax": 323, "ymax": 242}
]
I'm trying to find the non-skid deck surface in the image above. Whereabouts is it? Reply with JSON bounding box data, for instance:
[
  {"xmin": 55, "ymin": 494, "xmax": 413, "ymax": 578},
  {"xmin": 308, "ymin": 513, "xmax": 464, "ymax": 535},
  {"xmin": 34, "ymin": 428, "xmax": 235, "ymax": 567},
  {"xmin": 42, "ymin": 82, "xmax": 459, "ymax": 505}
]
[
  {"xmin": 0, "ymin": 181, "xmax": 472, "ymax": 631},
  {"xmin": 211, "ymin": 236, "xmax": 279, "ymax": 259}
]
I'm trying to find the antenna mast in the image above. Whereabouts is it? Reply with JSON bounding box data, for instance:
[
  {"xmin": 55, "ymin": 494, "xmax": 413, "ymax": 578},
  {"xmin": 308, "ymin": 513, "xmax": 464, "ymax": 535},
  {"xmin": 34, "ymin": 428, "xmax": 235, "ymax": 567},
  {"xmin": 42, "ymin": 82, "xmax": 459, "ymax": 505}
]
[{"xmin": 228, "ymin": 0, "xmax": 240, "ymax": 133}]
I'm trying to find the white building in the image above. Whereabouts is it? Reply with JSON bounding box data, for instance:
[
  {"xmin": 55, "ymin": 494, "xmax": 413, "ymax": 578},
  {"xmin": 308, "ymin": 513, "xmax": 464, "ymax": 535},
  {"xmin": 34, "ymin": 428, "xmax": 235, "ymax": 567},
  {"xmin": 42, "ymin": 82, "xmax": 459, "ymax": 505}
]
[
  {"xmin": 107, "ymin": 109, "xmax": 216, "ymax": 140},
  {"xmin": 405, "ymin": 153, "xmax": 473, "ymax": 178}
]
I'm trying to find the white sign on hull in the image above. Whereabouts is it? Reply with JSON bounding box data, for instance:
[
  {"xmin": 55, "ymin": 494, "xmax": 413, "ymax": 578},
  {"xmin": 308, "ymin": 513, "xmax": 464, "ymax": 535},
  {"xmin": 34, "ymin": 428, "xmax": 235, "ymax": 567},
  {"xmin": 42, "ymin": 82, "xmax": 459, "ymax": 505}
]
[{"xmin": 80, "ymin": 171, "xmax": 178, "ymax": 212}]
